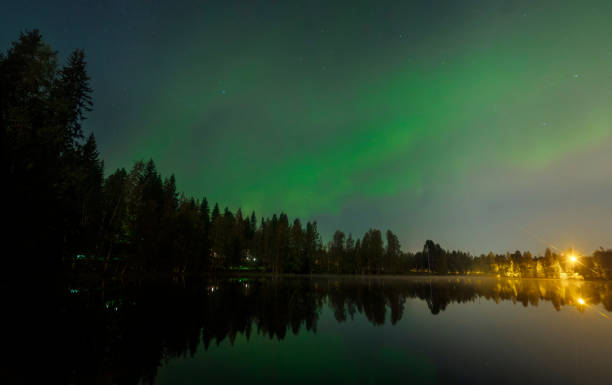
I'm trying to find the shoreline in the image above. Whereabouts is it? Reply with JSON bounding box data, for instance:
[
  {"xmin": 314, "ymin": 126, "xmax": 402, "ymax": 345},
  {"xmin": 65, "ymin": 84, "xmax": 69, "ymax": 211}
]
[{"xmin": 65, "ymin": 270, "xmax": 608, "ymax": 283}]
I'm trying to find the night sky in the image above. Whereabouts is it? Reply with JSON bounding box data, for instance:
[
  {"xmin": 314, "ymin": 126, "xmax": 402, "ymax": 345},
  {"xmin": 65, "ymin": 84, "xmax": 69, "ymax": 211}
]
[{"xmin": 4, "ymin": 0, "xmax": 612, "ymax": 254}]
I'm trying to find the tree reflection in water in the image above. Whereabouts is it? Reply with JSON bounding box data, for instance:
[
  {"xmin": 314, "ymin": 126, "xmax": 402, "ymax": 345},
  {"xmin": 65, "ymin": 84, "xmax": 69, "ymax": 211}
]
[{"xmin": 15, "ymin": 276, "xmax": 612, "ymax": 384}]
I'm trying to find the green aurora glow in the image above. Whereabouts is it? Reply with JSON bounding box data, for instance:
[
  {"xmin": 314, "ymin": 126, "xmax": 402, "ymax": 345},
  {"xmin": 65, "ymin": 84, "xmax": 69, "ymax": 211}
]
[{"xmin": 5, "ymin": 0, "xmax": 612, "ymax": 252}]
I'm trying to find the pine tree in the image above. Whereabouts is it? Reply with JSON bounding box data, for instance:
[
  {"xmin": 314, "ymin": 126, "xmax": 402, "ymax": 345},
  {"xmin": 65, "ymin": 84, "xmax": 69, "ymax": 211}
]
[
  {"xmin": 385, "ymin": 230, "xmax": 401, "ymax": 274},
  {"xmin": 199, "ymin": 198, "xmax": 211, "ymax": 270}
]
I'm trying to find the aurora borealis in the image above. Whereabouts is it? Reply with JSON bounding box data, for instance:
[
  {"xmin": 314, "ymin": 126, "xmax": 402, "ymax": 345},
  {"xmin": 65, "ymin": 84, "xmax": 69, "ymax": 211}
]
[{"xmin": 4, "ymin": 0, "xmax": 612, "ymax": 253}]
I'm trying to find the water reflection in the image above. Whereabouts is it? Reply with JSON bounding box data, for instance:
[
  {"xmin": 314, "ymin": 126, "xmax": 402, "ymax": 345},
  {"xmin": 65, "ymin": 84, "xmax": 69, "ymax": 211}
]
[{"xmin": 17, "ymin": 277, "xmax": 612, "ymax": 384}]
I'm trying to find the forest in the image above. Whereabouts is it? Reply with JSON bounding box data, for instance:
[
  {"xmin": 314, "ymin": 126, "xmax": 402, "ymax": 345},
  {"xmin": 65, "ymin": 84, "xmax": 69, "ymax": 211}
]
[{"xmin": 4, "ymin": 30, "xmax": 612, "ymax": 279}]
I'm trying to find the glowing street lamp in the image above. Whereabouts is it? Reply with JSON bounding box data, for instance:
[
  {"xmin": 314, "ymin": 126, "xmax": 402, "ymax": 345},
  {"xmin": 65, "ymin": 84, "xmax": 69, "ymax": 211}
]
[
  {"xmin": 570, "ymin": 255, "xmax": 577, "ymax": 263},
  {"xmin": 577, "ymin": 298, "xmax": 585, "ymax": 305}
]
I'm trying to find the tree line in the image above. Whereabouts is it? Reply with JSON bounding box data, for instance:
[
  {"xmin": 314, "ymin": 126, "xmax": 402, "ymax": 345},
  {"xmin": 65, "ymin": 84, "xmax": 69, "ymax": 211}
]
[
  {"xmin": 0, "ymin": 30, "xmax": 403, "ymax": 276},
  {"xmin": 4, "ymin": 30, "xmax": 612, "ymax": 279},
  {"xmin": 72, "ymin": 157, "xmax": 416, "ymax": 275}
]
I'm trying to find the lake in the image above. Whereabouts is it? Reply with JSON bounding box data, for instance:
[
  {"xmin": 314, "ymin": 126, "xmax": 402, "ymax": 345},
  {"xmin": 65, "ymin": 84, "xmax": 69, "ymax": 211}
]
[{"xmin": 30, "ymin": 276, "xmax": 612, "ymax": 384}]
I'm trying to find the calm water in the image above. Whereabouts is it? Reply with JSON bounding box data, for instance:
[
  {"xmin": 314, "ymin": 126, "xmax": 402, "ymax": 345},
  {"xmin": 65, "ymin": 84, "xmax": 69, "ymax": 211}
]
[{"xmin": 29, "ymin": 276, "xmax": 612, "ymax": 384}]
